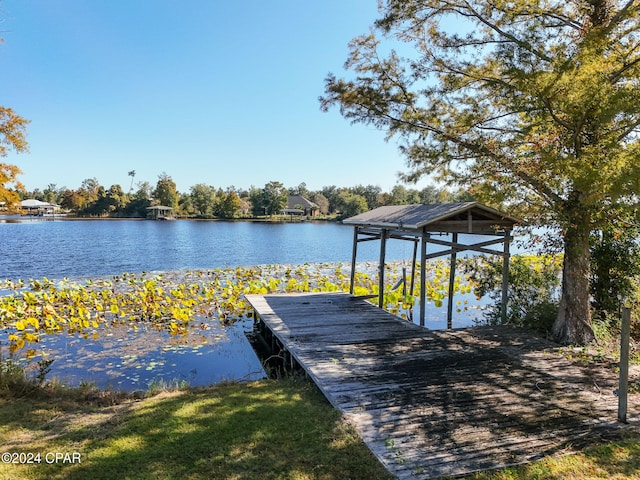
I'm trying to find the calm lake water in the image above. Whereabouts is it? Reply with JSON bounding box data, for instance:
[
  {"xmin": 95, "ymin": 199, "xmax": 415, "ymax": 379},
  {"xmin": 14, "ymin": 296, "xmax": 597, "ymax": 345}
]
[
  {"xmin": 0, "ymin": 217, "xmax": 412, "ymax": 280},
  {"xmin": 0, "ymin": 217, "xmax": 489, "ymax": 390}
]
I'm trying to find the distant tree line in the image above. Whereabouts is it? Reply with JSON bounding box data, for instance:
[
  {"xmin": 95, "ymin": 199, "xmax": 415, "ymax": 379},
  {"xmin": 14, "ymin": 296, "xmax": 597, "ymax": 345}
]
[{"xmin": 17, "ymin": 173, "xmax": 472, "ymax": 219}]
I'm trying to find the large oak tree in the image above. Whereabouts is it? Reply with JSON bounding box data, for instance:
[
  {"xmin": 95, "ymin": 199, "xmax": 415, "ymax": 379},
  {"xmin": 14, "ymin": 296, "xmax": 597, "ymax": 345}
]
[{"xmin": 321, "ymin": 0, "xmax": 640, "ymax": 345}]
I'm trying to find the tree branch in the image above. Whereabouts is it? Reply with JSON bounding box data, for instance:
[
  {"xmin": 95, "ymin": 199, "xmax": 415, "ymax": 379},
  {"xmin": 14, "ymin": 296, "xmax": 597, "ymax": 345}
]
[{"xmin": 460, "ymin": 0, "xmax": 554, "ymax": 63}]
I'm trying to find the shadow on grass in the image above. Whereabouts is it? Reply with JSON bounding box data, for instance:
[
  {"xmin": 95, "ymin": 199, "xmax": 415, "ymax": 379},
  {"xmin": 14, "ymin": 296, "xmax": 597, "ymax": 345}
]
[{"xmin": 1, "ymin": 378, "xmax": 392, "ymax": 480}]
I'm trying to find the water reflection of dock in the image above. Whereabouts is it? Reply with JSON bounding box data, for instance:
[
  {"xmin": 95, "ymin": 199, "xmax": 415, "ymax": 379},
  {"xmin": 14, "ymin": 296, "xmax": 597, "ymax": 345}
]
[{"xmin": 246, "ymin": 292, "xmax": 631, "ymax": 479}]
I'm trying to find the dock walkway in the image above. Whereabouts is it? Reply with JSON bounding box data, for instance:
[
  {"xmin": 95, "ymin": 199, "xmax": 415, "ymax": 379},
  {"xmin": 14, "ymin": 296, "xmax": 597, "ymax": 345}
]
[{"xmin": 245, "ymin": 292, "xmax": 634, "ymax": 479}]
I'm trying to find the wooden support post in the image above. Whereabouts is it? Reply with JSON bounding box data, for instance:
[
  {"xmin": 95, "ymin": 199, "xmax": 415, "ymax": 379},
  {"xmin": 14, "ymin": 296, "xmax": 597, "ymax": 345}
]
[
  {"xmin": 401, "ymin": 266, "xmax": 407, "ymax": 296},
  {"xmin": 420, "ymin": 233, "xmax": 428, "ymax": 327},
  {"xmin": 378, "ymin": 229, "xmax": 387, "ymax": 308},
  {"xmin": 350, "ymin": 227, "xmax": 359, "ymax": 294},
  {"xmin": 447, "ymin": 232, "xmax": 458, "ymax": 329},
  {"xmin": 501, "ymin": 230, "xmax": 511, "ymax": 322},
  {"xmin": 410, "ymin": 238, "xmax": 418, "ymax": 297},
  {"xmin": 618, "ymin": 306, "xmax": 631, "ymax": 423}
]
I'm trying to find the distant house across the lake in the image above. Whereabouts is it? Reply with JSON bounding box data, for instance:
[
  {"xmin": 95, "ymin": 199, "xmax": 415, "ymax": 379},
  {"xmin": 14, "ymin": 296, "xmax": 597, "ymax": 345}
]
[
  {"xmin": 283, "ymin": 195, "xmax": 318, "ymax": 216},
  {"xmin": 20, "ymin": 199, "xmax": 61, "ymax": 216}
]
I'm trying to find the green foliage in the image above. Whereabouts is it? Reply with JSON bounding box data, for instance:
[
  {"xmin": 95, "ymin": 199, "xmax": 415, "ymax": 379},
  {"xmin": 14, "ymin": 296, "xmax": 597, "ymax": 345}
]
[
  {"xmin": 335, "ymin": 191, "xmax": 368, "ymax": 218},
  {"xmin": 153, "ymin": 172, "xmax": 179, "ymax": 208},
  {"xmin": 214, "ymin": 188, "xmax": 244, "ymax": 218},
  {"xmin": 22, "ymin": 175, "xmax": 459, "ymax": 219},
  {"xmin": 310, "ymin": 191, "xmax": 330, "ymax": 214},
  {"xmin": 60, "ymin": 188, "xmax": 84, "ymax": 211},
  {"xmin": 463, "ymin": 255, "xmax": 563, "ymax": 333},
  {"xmin": 34, "ymin": 359, "xmax": 53, "ymax": 386},
  {"xmin": 0, "ymin": 346, "xmax": 53, "ymax": 397},
  {"xmin": 351, "ymin": 184, "xmax": 382, "ymax": 209},
  {"xmin": 82, "ymin": 184, "xmax": 129, "ymax": 216},
  {"xmin": 0, "ymin": 354, "xmax": 30, "ymax": 396},
  {"xmin": 260, "ymin": 180, "xmax": 288, "ymax": 215},
  {"xmin": 322, "ymin": 1, "xmax": 640, "ymax": 225},
  {"xmin": 388, "ymin": 185, "xmax": 420, "ymax": 205},
  {"xmin": 590, "ymin": 227, "xmax": 640, "ymax": 322},
  {"xmin": 189, "ymin": 183, "xmax": 217, "ymax": 217}
]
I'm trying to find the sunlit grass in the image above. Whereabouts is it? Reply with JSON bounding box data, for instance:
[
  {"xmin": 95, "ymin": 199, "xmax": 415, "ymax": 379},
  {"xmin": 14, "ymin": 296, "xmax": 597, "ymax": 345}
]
[
  {"xmin": 0, "ymin": 377, "xmax": 393, "ymax": 480},
  {"xmin": 464, "ymin": 434, "xmax": 640, "ymax": 479},
  {"xmin": 1, "ymin": 376, "xmax": 638, "ymax": 480}
]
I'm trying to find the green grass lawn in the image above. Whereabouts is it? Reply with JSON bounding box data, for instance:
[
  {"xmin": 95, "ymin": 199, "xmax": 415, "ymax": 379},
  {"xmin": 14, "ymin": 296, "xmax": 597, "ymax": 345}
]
[
  {"xmin": 0, "ymin": 378, "xmax": 392, "ymax": 480},
  {"xmin": 0, "ymin": 377, "xmax": 638, "ymax": 480}
]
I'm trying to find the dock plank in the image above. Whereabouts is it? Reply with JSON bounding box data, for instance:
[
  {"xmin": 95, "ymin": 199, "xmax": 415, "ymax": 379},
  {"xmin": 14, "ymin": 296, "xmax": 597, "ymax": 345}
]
[{"xmin": 245, "ymin": 292, "xmax": 634, "ymax": 479}]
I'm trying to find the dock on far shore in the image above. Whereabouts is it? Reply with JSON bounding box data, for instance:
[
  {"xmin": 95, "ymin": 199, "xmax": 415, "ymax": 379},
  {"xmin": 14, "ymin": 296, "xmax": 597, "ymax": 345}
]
[{"xmin": 245, "ymin": 292, "xmax": 636, "ymax": 479}]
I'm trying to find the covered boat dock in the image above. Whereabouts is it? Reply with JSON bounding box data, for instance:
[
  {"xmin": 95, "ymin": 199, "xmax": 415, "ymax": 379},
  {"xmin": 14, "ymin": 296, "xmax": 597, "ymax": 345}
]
[
  {"xmin": 146, "ymin": 205, "xmax": 174, "ymax": 220},
  {"xmin": 342, "ymin": 202, "xmax": 520, "ymax": 328}
]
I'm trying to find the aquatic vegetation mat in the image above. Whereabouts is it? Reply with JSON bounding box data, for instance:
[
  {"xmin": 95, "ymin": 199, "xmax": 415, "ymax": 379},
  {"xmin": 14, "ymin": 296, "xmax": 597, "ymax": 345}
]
[
  {"xmin": 1, "ymin": 261, "xmax": 478, "ymax": 352},
  {"xmin": 0, "ymin": 261, "xmax": 481, "ymax": 388}
]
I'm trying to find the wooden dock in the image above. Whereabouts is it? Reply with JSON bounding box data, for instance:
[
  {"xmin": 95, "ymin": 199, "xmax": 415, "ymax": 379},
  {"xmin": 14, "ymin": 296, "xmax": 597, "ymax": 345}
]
[{"xmin": 245, "ymin": 292, "xmax": 635, "ymax": 479}]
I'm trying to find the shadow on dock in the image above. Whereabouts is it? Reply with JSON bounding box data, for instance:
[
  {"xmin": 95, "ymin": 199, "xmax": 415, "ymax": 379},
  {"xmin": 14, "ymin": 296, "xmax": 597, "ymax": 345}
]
[{"xmin": 245, "ymin": 292, "xmax": 638, "ymax": 479}]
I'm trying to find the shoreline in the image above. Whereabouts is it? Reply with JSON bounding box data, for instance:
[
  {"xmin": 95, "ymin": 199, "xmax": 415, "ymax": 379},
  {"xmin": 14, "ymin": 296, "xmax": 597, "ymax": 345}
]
[{"xmin": 0, "ymin": 213, "xmax": 338, "ymax": 223}]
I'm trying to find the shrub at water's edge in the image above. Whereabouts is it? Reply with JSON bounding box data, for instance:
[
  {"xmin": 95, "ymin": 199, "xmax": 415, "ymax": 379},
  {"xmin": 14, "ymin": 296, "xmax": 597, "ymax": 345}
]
[{"xmin": 462, "ymin": 254, "xmax": 563, "ymax": 334}]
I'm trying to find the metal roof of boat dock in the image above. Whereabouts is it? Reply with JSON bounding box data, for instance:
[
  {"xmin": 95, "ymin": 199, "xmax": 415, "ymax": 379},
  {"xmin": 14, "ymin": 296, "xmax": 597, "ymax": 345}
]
[{"xmin": 342, "ymin": 202, "xmax": 520, "ymax": 233}]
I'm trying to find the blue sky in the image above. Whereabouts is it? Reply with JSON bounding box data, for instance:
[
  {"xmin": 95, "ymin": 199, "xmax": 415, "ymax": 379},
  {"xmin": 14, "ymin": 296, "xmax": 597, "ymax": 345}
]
[{"xmin": 0, "ymin": 0, "xmax": 427, "ymax": 194}]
